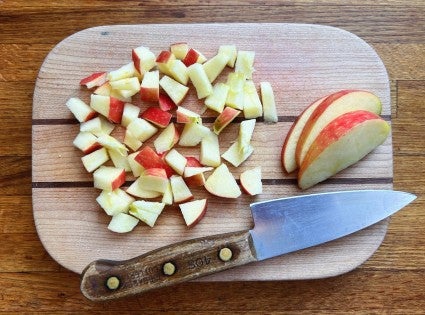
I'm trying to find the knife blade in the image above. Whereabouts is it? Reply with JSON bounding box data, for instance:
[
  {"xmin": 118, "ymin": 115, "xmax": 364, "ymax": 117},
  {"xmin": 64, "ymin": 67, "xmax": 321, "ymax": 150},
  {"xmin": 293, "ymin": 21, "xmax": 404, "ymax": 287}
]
[{"xmin": 80, "ymin": 189, "xmax": 415, "ymax": 301}]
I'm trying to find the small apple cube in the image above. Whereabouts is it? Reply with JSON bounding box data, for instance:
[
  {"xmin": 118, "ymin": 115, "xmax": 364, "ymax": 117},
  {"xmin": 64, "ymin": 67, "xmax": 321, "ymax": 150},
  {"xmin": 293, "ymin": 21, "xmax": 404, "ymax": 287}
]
[
  {"xmin": 240, "ymin": 167, "xmax": 262, "ymax": 196},
  {"xmin": 170, "ymin": 42, "xmax": 189, "ymax": 59},
  {"xmin": 235, "ymin": 50, "xmax": 255, "ymax": 80},
  {"xmin": 96, "ymin": 188, "xmax": 135, "ymax": 216},
  {"xmin": 97, "ymin": 134, "xmax": 128, "ymax": 156},
  {"xmin": 159, "ymin": 93, "xmax": 177, "ymax": 111},
  {"xmin": 165, "ymin": 149, "xmax": 187, "ymax": 175},
  {"xmin": 132, "ymin": 46, "xmax": 156, "ymax": 75},
  {"xmin": 182, "ymin": 48, "xmax": 206, "ymax": 67},
  {"xmin": 126, "ymin": 177, "xmax": 162, "ymax": 199},
  {"xmin": 121, "ymin": 103, "xmax": 140, "ymax": 127},
  {"xmin": 176, "ymin": 106, "xmax": 201, "ymax": 124},
  {"xmin": 108, "ymin": 149, "xmax": 131, "ymax": 172},
  {"xmin": 81, "ymin": 147, "xmax": 109, "ymax": 173},
  {"xmin": 170, "ymin": 175, "xmax": 193, "ymax": 204},
  {"xmin": 203, "ymin": 52, "xmax": 230, "ymax": 83},
  {"xmin": 204, "ymin": 164, "xmax": 241, "ymax": 198},
  {"xmin": 140, "ymin": 70, "xmax": 160, "ymax": 102},
  {"xmin": 200, "ymin": 131, "xmax": 221, "ymax": 167},
  {"xmin": 141, "ymin": 107, "xmax": 172, "ymax": 128},
  {"xmin": 66, "ymin": 97, "xmax": 97, "ymax": 122},
  {"xmin": 179, "ymin": 199, "xmax": 208, "ymax": 228},
  {"xmin": 123, "ymin": 129, "xmax": 143, "ymax": 151},
  {"xmin": 187, "ymin": 63, "xmax": 213, "ymax": 99},
  {"xmin": 243, "ymin": 80, "xmax": 263, "ymax": 119},
  {"xmin": 204, "ymin": 83, "xmax": 230, "ymax": 113},
  {"xmin": 126, "ymin": 118, "xmax": 158, "ymax": 141},
  {"xmin": 129, "ymin": 200, "xmax": 166, "ymax": 227},
  {"xmin": 73, "ymin": 131, "xmax": 102, "ymax": 154},
  {"xmin": 218, "ymin": 45, "xmax": 237, "ymax": 67},
  {"xmin": 139, "ymin": 168, "xmax": 169, "ymax": 193},
  {"xmin": 179, "ymin": 121, "xmax": 210, "ymax": 146},
  {"xmin": 154, "ymin": 123, "xmax": 179, "ymax": 154},
  {"xmin": 93, "ymin": 81, "xmax": 112, "ymax": 96},
  {"xmin": 109, "ymin": 77, "xmax": 140, "ymax": 92},
  {"xmin": 213, "ymin": 107, "xmax": 241, "ymax": 135},
  {"xmin": 108, "ymin": 213, "xmax": 139, "ymax": 233},
  {"xmin": 80, "ymin": 72, "xmax": 107, "ymax": 89},
  {"xmin": 134, "ymin": 146, "xmax": 173, "ymax": 177},
  {"xmin": 168, "ymin": 59, "xmax": 189, "ymax": 85},
  {"xmin": 159, "ymin": 75, "xmax": 189, "ymax": 105},
  {"xmin": 107, "ymin": 62, "xmax": 137, "ymax": 81},
  {"xmin": 127, "ymin": 151, "xmax": 145, "ymax": 177},
  {"xmin": 93, "ymin": 166, "xmax": 126, "ymax": 191},
  {"xmin": 80, "ymin": 116, "xmax": 115, "ymax": 137},
  {"xmin": 222, "ymin": 142, "xmax": 254, "ymax": 167},
  {"xmin": 156, "ymin": 51, "xmax": 176, "ymax": 76},
  {"xmin": 90, "ymin": 94, "xmax": 125, "ymax": 123},
  {"xmin": 260, "ymin": 82, "xmax": 278, "ymax": 123},
  {"xmin": 225, "ymin": 72, "xmax": 246, "ymax": 110}
]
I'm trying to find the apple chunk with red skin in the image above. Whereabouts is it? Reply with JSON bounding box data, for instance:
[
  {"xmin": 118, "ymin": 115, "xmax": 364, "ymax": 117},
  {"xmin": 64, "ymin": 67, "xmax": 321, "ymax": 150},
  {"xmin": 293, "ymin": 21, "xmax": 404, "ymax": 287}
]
[
  {"xmin": 295, "ymin": 90, "xmax": 382, "ymax": 167},
  {"xmin": 140, "ymin": 70, "xmax": 159, "ymax": 103},
  {"xmin": 213, "ymin": 107, "xmax": 241, "ymax": 135},
  {"xmin": 205, "ymin": 163, "xmax": 241, "ymax": 198},
  {"xmin": 179, "ymin": 199, "xmax": 208, "ymax": 228},
  {"xmin": 134, "ymin": 146, "xmax": 174, "ymax": 177},
  {"xmin": 141, "ymin": 106, "xmax": 172, "ymax": 128},
  {"xmin": 93, "ymin": 166, "xmax": 126, "ymax": 191},
  {"xmin": 298, "ymin": 110, "xmax": 390, "ymax": 190},
  {"xmin": 66, "ymin": 97, "xmax": 97, "ymax": 123},
  {"xmin": 80, "ymin": 72, "xmax": 107, "ymax": 89},
  {"xmin": 90, "ymin": 94, "xmax": 125, "ymax": 124},
  {"xmin": 158, "ymin": 93, "xmax": 177, "ymax": 112}
]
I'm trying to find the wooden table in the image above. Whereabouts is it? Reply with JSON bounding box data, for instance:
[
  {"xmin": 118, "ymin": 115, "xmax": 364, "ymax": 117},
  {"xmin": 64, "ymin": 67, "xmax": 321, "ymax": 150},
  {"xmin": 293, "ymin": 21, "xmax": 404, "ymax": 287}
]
[{"xmin": 1, "ymin": 1, "xmax": 424, "ymax": 313}]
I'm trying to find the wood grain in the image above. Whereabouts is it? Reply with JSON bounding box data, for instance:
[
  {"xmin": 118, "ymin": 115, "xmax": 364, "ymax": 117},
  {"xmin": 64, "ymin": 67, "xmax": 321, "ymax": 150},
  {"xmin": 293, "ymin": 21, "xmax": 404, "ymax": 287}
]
[{"xmin": 1, "ymin": 1, "xmax": 424, "ymax": 313}]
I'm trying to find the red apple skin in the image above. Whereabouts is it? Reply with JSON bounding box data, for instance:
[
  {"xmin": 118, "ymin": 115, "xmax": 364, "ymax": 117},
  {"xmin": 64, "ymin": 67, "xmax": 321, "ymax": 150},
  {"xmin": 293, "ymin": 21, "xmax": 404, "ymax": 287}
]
[
  {"xmin": 213, "ymin": 107, "xmax": 241, "ymax": 134},
  {"xmin": 186, "ymin": 200, "xmax": 208, "ymax": 228},
  {"xmin": 141, "ymin": 107, "xmax": 172, "ymax": 128},
  {"xmin": 82, "ymin": 142, "xmax": 102, "ymax": 155},
  {"xmin": 156, "ymin": 51, "xmax": 173, "ymax": 63},
  {"xmin": 79, "ymin": 72, "xmax": 107, "ymax": 87},
  {"xmin": 143, "ymin": 167, "xmax": 168, "ymax": 179},
  {"xmin": 135, "ymin": 146, "xmax": 174, "ymax": 177},
  {"xmin": 185, "ymin": 156, "xmax": 202, "ymax": 167},
  {"xmin": 158, "ymin": 93, "xmax": 177, "ymax": 111},
  {"xmin": 184, "ymin": 174, "xmax": 206, "ymax": 187},
  {"xmin": 140, "ymin": 86, "xmax": 159, "ymax": 103},
  {"xmin": 182, "ymin": 48, "xmax": 199, "ymax": 67},
  {"xmin": 111, "ymin": 170, "xmax": 126, "ymax": 190},
  {"xmin": 108, "ymin": 97, "xmax": 125, "ymax": 123},
  {"xmin": 298, "ymin": 110, "xmax": 383, "ymax": 180},
  {"xmin": 84, "ymin": 111, "xmax": 98, "ymax": 122}
]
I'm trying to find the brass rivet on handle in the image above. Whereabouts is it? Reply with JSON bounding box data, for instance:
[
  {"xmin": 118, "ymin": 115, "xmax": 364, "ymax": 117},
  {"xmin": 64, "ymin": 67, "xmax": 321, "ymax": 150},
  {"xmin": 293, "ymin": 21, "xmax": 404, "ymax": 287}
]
[
  {"xmin": 106, "ymin": 276, "xmax": 120, "ymax": 290},
  {"xmin": 163, "ymin": 262, "xmax": 176, "ymax": 276},
  {"xmin": 219, "ymin": 247, "xmax": 233, "ymax": 262}
]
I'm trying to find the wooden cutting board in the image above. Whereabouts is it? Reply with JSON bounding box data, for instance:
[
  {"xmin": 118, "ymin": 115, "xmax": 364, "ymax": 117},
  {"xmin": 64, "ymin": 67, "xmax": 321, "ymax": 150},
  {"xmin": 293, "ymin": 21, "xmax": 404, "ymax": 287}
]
[{"xmin": 32, "ymin": 23, "xmax": 393, "ymax": 281}]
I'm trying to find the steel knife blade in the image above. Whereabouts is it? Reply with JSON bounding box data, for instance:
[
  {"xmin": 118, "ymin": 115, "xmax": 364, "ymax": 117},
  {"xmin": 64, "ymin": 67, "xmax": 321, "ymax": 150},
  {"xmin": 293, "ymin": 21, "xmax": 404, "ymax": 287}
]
[{"xmin": 80, "ymin": 189, "xmax": 416, "ymax": 301}]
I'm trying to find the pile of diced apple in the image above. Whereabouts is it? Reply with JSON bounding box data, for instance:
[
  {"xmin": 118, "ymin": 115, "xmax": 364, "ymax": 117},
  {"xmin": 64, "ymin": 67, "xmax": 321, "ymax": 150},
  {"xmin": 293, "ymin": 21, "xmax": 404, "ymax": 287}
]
[
  {"xmin": 281, "ymin": 90, "xmax": 390, "ymax": 190},
  {"xmin": 66, "ymin": 43, "xmax": 278, "ymax": 233}
]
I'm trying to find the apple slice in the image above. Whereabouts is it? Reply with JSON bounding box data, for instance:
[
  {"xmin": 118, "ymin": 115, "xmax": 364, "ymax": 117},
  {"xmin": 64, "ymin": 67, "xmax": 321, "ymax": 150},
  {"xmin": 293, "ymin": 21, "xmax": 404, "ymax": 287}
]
[
  {"xmin": 66, "ymin": 97, "xmax": 97, "ymax": 122},
  {"xmin": 126, "ymin": 177, "xmax": 162, "ymax": 199},
  {"xmin": 97, "ymin": 134, "xmax": 128, "ymax": 156},
  {"xmin": 200, "ymin": 131, "xmax": 221, "ymax": 167},
  {"xmin": 107, "ymin": 62, "xmax": 137, "ymax": 82},
  {"xmin": 225, "ymin": 72, "xmax": 246, "ymax": 110},
  {"xmin": 140, "ymin": 70, "xmax": 160, "ymax": 102},
  {"xmin": 81, "ymin": 147, "xmax": 109, "ymax": 172},
  {"xmin": 134, "ymin": 146, "xmax": 173, "ymax": 177},
  {"xmin": 132, "ymin": 46, "xmax": 156, "ymax": 75},
  {"xmin": 218, "ymin": 45, "xmax": 237, "ymax": 67},
  {"xmin": 205, "ymin": 164, "xmax": 241, "ymax": 198},
  {"xmin": 170, "ymin": 42, "xmax": 189, "ymax": 60},
  {"xmin": 96, "ymin": 188, "xmax": 135, "ymax": 216},
  {"xmin": 129, "ymin": 200, "xmax": 166, "ymax": 227},
  {"xmin": 179, "ymin": 199, "xmax": 208, "ymax": 228},
  {"xmin": 164, "ymin": 149, "xmax": 187, "ymax": 175},
  {"xmin": 170, "ymin": 175, "xmax": 193, "ymax": 203},
  {"xmin": 126, "ymin": 118, "xmax": 158, "ymax": 141},
  {"xmin": 281, "ymin": 97, "xmax": 325, "ymax": 174},
  {"xmin": 127, "ymin": 151, "xmax": 145, "ymax": 177},
  {"xmin": 162, "ymin": 181, "xmax": 173, "ymax": 205},
  {"xmin": 108, "ymin": 149, "xmax": 131, "ymax": 172},
  {"xmin": 296, "ymin": 90, "xmax": 382, "ymax": 166},
  {"xmin": 159, "ymin": 75, "xmax": 189, "ymax": 105},
  {"xmin": 240, "ymin": 167, "xmax": 262, "ymax": 196},
  {"xmin": 121, "ymin": 103, "xmax": 140, "ymax": 127},
  {"xmin": 80, "ymin": 72, "xmax": 108, "ymax": 89},
  {"xmin": 235, "ymin": 50, "xmax": 255, "ymax": 80},
  {"xmin": 93, "ymin": 166, "xmax": 126, "ymax": 191},
  {"xmin": 176, "ymin": 106, "xmax": 201, "ymax": 124},
  {"xmin": 108, "ymin": 213, "xmax": 139, "ymax": 233},
  {"xmin": 80, "ymin": 116, "xmax": 115, "ymax": 137},
  {"xmin": 298, "ymin": 110, "xmax": 390, "ymax": 190},
  {"xmin": 90, "ymin": 94, "xmax": 125, "ymax": 123},
  {"xmin": 187, "ymin": 63, "xmax": 213, "ymax": 99},
  {"xmin": 204, "ymin": 82, "xmax": 230, "ymax": 113},
  {"xmin": 73, "ymin": 131, "xmax": 101, "ymax": 154},
  {"xmin": 260, "ymin": 82, "xmax": 278, "ymax": 123},
  {"xmin": 179, "ymin": 121, "xmax": 210, "ymax": 146},
  {"xmin": 154, "ymin": 123, "xmax": 179, "ymax": 154},
  {"xmin": 203, "ymin": 52, "xmax": 230, "ymax": 83},
  {"xmin": 159, "ymin": 93, "xmax": 177, "ymax": 111},
  {"xmin": 141, "ymin": 107, "xmax": 172, "ymax": 128},
  {"xmin": 238, "ymin": 118, "xmax": 256, "ymax": 153},
  {"xmin": 243, "ymin": 80, "xmax": 263, "ymax": 119},
  {"xmin": 139, "ymin": 168, "xmax": 169, "ymax": 193},
  {"xmin": 213, "ymin": 107, "xmax": 241, "ymax": 135},
  {"xmin": 222, "ymin": 142, "xmax": 254, "ymax": 167},
  {"xmin": 156, "ymin": 50, "xmax": 176, "ymax": 76}
]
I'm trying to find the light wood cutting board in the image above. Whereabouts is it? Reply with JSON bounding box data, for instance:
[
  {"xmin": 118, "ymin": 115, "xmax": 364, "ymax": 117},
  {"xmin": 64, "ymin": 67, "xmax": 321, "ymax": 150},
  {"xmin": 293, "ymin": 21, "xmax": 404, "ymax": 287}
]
[{"xmin": 32, "ymin": 23, "xmax": 393, "ymax": 281}]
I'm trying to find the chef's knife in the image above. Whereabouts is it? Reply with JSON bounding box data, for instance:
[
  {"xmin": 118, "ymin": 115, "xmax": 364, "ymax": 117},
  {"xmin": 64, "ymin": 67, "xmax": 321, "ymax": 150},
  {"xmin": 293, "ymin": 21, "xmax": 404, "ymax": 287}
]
[{"xmin": 80, "ymin": 189, "xmax": 415, "ymax": 301}]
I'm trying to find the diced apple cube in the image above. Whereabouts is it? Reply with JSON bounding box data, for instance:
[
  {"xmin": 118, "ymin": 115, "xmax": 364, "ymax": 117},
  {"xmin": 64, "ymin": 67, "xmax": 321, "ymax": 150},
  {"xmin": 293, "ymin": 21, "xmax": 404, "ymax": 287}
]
[
  {"xmin": 121, "ymin": 103, "xmax": 140, "ymax": 127},
  {"xmin": 179, "ymin": 199, "xmax": 208, "ymax": 228},
  {"xmin": 158, "ymin": 93, "xmax": 177, "ymax": 111},
  {"xmin": 139, "ymin": 168, "xmax": 169, "ymax": 193},
  {"xmin": 108, "ymin": 213, "xmax": 139, "ymax": 233},
  {"xmin": 97, "ymin": 134, "xmax": 128, "ymax": 156},
  {"xmin": 140, "ymin": 70, "xmax": 160, "ymax": 102},
  {"xmin": 96, "ymin": 188, "xmax": 135, "ymax": 216},
  {"xmin": 204, "ymin": 83, "xmax": 230, "ymax": 113},
  {"xmin": 243, "ymin": 80, "xmax": 263, "ymax": 119},
  {"xmin": 187, "ymin": 63, "xmax": 213, "ymax": 99},
  {"xmin": 170, "ymin": 42, "xmax": 189, "ymax": 60},
  {"xmin": 213, "ymin": 107, "xmax": 241, "ymax": 135},
  {"xmin": 159, "ymin": 75, "xmax": 189, "ymax": 105},
  {"xmin": 127, "ymin": 151, "xmax": 145, "ymax": 177},
  {"xmin": 107, "ymin": 62, "xmax": 137, "ymax": 82},
  {"xmin": 141, "ymin": 107, "xmax": 172, "ymax": 128},
  {"xmin": 260, "ymin": 81, "xmax": 278, "ymax": 123},
  {"xmin": 203, "ymin": 52, "xmax": 230, "ymax": 83},
  {"xmin": 179, "ymin": 122, "xmax": 210, "ymax": 146},
  {"xmin": 108, "ymin": 149, "xmax": 131, "ymax": 172},
  {"xmin": 129, "ymin": 200, "xmax": 166, "ymax": 227},
  {"xmin": 204, "ymin": 164, "xmax": 241, "ymax": 198},
  {"xmin": 218, "ymin": 45, "xmax": 237, "ymax": 67},
  {"xmin": 80, "ymin": 116, "xmax": 115, "ymax": 137},
  {"xmin": 73, "ymin": 131, "xmax": 101, "ymax": 154},
  {"xmin": 235, "ymin": 50, "xmax": 255, "ymax": 80},
  {"xmin": 176, "ymin": 106, "xmax": 201, "ymax": 124},
  {"xmin": 126, "ymin": 177, "xmax": 162, "ymax": 199},
  {"xmin": 153, "ymin": 123, "xmax": 179, "ymax": 154},
  {"xmin": 93, "ymin": 166, "xmax": 126, "ymax": 191},
  {"xmin": 170, "ymin": 175, "xmax": 193, "ymax": 204},
  {"xmin": 80, "ymin": 72, "xmax": 108, "ymax": 89},
  {"xmin": 200, "ymin": 131, "xmax": 221, "ymax": 167},
  {"xmin": 66, "ymin": 97, "xmax": 97, "ymax": 122},
  {"xmin": 126, "ymin": 118, "xmax": 158, "ymax": 141},
  {"xmin": 222, "ymin": 142, "xmax": 254, "ymax": 167},
  {"xmin": 81, "ymin": 147, "xmax": 109, "ymax": 173},
  {"xmin": 165, "ymin": 149, "xmax": 187, "ymax": 175},
  {"xmin": 225, "ymin": 72, "xmax": 246, "ymax": 110},
  {"xmin": 123, "ymin": 129, "xmax": 143, "ymax": 151},
  {"xmin": 132, "ymin": 46, "xmax": 156, "ymax": 75}
]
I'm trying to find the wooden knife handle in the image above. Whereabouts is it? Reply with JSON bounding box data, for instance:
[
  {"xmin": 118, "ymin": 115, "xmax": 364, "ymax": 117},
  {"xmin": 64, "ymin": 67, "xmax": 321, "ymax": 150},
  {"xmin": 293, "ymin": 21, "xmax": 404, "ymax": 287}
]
[{"xmin": 80, "ymin": 230, "xmax": 257, "ymax": 301}]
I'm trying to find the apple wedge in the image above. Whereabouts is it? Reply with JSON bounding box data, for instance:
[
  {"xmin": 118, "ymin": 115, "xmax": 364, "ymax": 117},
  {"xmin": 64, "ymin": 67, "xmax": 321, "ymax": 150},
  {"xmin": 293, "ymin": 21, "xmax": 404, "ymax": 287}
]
[
  {"xmin": 153, "ymin": 123, "xmax": 179, "ymax": 154},
  {"xmin": 204, "ymin": 82, "xmax": 230, "ymax": 113},
  {"xmin": 73, "ymin": 131, "xmax": 101, "ymax": 154},
  {"xmin": 170, "ymin": 175, "xmax": 193, "ymax": 204},
  {"xmin": 204, "ymin": 163, "xmax": 241, "ymax": 198},
  {"xmin": 96, "ymin": 188, "xmax": 135, "ymax": 216},
  {"xmin": 81, "ymin": 147, "xmax": 109, "ymax": 173},
  {"xmin": 90, "ymin": 94, "xmax": 125, "ymax": 124},
  {"xmin": 295, "ymin": 90, "xmax": 382, "ymax": 166},
  {"xmin": 281, "ymin": 96, "xmax": 326, "ymax": 174},
  {"xmin": 179, "ymin": 199, "xmax": 208, "ymax": 228},
  {"xmin": 80, "ymin": 116, "xmax": 115, "ymax": 137},
  {"xmin": 108, "ymin": 213, "xmax": 139, "ymax": 233},
  {"xmin": 66, "ymin": 97, "xmax": 97, "ymax": 123},
  {"xmin": 165, "ymin": 149, "xmax": 187, "ymax": 175},
  {"xmin": 213, "ymin": 107, "xmax": 241, "ymax": 135},
  {"xmin": 93, "ymin": 166, "xmax": 126, "ymax": 191},
  {"xmin": 298, "ymin": 110, "xmax": 390, "ymax": 190},
  {"xmin": 187, "ymin": 63, "xmax": 213, "ymax": 99},
  {"xmin": 80, "ymin": 72, "xmax": 107, "ymax": 89},
  {"xmin": 129, "ymin": 200, "xmax": 166, "ymax": 227},
  {"xmin": 126, "ymin": 177, "xmax": 162, "ymax": 199},
  {"xmin": 159, "ymin": 75, "xmax": 189, "ymax": 105},
  {"xmin": 240, "ymin": 167, "xmax": 262, "ymax": 195}
]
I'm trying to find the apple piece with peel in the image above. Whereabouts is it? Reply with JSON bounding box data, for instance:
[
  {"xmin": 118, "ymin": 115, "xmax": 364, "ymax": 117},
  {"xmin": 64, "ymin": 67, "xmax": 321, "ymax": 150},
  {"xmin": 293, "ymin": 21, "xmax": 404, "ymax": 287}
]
[
  {"xmin": 203, "ymin": 52, "xmax": 230, "ymax": 83},
  {"xmin": 218, "ymin": 45, "xmax": 237, "ymax": 67},
  {"xmin": 159, "ymin": 93, "xmax": 177, "ymax": 111},
  {"xmin": 107, "ymin": 62, "xmax": 137, "ymax": 82},
  {"xmin": 129, "ymin": 200, "xmax": 166, "ymax": 227},
  {"xmin": 281, "ymin": 96, "xmax": 325, "ymax": 174},
  {"xmin": 108, "ymin": 149, "xmax": 131, "ymax": 172},
  {"xmin": 187, "ymin": 63, "xmax": 213, "ymax": 99},
  {"xmin": 176, "ymin": 106, "xmax": 201, "ymax": 124},
  {"xmin": 205, "ymin": 164, "xmax": 241, "ymax": 198},
  {"xmin": 90, "ymin": 94, "xmax": 125, "ymax": 123},
  {"xmin": 96, "ymin": 188, "xmax": 135, "ymax": 216},
  {"xmin": 179, "ymin": 199, "xmax": 208, "ymax": 228},
  {"xmin": 185, "ymin": 156, "xmax": 202, "ymax": 167},
  {"xmin": 80, "ymin": 72, "xmax": 107, "ymax": 89},
  {"xmin": 108, "ymin": 213, "xmax": 139, "ymax": 233},
  {"xmin": 225, "ymin": 72, "xmax": 246, "ymax": 110},
  {"xmin": 222, "ymin": 141, "xmax": 254, "ymax": 167},
  {"xmin": 80, "ymin": 116, "xmax": 115, "ymax": 137},
  {"xmin": 243, "ymin": 80, "xmax": 263, "ymax": 119},
  {"xmin": 81, "ymin": 147, "xmax": 109, "ymax": 173},
  {"xmin": 260, "ymin": 82, "xmax": 278, "ymax": 123},
  {"xmin": 121, "ymin": 103, "xmax": 140, "ymax": 127},
  {"xmin": 134, "ymin": 146, "xmax": 173, "ymax": 177},
  {"xmin": 73, "ymin": 131, "xmax": 101, "ymax": 154},
  {"xmin": 127, "ymin": 151, "xmax": 145, "ymax": 177},
  {"xmin": 183, "ymin": 167, "xmax": 213, "ymax": 187},
  {"xmin": 139, "ymin": 168, "xmax": 169, "ymax": 193},
  {"xmin": 159, "ymin": 75, "xmax": 189, "ymax": 105},
  {"xmin": 235, "ymin": 50, "xmax": 255, "ymax": 80},
  {"xmin": 296, "ymin": 90, "xmax": 382, "ymax": 166},
  {"xmin": 298, "ymin": 110, "xmax": 390, "ymax": 190},
  {"xmin": 179, "ymin": 121, "xmax": 210, "ymax": 146},
  {"xmin": 93, "ymin": 81, "xmax": 112, "ymax": 96},
  {"xmin": 213, "ymin": 107, "xmax": 241, "ymax": 135},
  {"xmin": 132, "ymin": 46, "xmax": 156, "ymax": 75},
  {"xmin": 126, "ymin": 118, "xmax": 158, "ymax": 141},
  {"xmin": 154, "ymin": 123, "xmax": 179, "ymax": 154},
  {"xmin": 140, "ymin": 70, "xmax": 160, "ymax": 102},
  {"xmin": 165, "ymin": 149, "xmax": 187, "ymax": 175},
  {"xmin": 240, "ymin": 167, "xmax": 262, "ymax": 195},
  {"xmin": 170, "ymin": 175, "xmax": 194, "ymax": 203},
  {"xmin": 93, "ymin": 166, "xmax": 126, "ymax": 191},
  {"xmin": 200, "ymin": 131, "xmax": 221, "ymax": 167},
  {"xmin": 126, "ymin": 177, "xmax": 162, "ymax": 199},
  {"xmin": 204, "ymin": 83, "xmax": 230, "ymax": 113},
  {"xmin": 156, "ymin": 51, "xmax": 176, "ymax": 76},
  {"xmin": 182, "ymin": 48, "xmax": 201, "ymax": 67},
  {"xmin": 66, "ymin": 97, "xmax": 97, "ymax": 122},
  {"xmin": 97, "ymin": 134, "xmax": 128, "ymax": 156},
  {"xmin": 141, "ymin": 107, "xmax": 172, "ymax": 128},
  {"xmin": 170, "ymin": 42, "xmax": 189, "ymax": 60}
]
